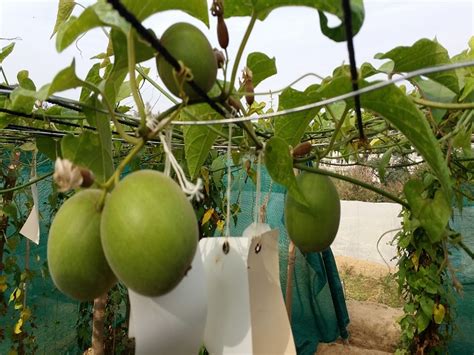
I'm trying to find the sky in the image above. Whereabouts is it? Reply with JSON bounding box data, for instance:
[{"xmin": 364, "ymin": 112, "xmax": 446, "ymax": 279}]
[{"xmin": 0, "ymin": 0, "xmax": 473, "ymax": 112}]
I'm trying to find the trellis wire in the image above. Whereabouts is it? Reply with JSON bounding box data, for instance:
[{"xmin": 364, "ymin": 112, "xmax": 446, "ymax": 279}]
[
  {"xmin": 1, "ymin": 61, "xmax": 473, "ymax": 131},
  {"xmin": 171, "ymin": 60, "xmax": 474, "ymax": 126}
]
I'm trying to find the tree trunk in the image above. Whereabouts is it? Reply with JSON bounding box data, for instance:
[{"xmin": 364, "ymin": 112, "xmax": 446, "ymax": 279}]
[{"xmin": 92, "ymin": 294, "xmax": 107, "ymax": 355}]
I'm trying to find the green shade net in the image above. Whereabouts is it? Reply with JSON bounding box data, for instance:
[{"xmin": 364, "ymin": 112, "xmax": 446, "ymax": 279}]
[
  {"xmin": 2, "ymin": 154, "xmax": 472, "ymax": 354},
  {"xmin": 223, "ymin": 166, "xmax": 349, "ymax": 354},
  {"xmin": 448, "ymin": 186, "xmax": 474, "ymax": 355},
  {"xmin": 1, "ymin": 158, "xmax": 82, "ymax": 354}
]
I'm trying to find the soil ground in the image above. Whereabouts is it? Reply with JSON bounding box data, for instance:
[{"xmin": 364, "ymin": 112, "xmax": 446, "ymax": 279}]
[{"xmin": 316, "ymin": 256, "xmax": 404, "ymax": 354}]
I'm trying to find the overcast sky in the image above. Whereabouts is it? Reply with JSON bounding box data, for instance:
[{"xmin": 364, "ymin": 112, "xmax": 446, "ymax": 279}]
[{"xmin": 0, "ymin": 0, "xmax": 473, "ymax": 111}]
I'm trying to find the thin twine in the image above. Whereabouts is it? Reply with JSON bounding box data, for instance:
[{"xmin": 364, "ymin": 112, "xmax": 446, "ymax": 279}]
[
  {"xmin": 172, "ymin": 60, "xmax": 474, "ymax": 126},
  {"xmin": 254, "ymin": 150, "xmax": 262, "ymax": 224},
  {"xmin": 225, "ymin": 124, "xmax": 233, "ymax": 239},
  {"xmin": 158, "ymin": 132, "xmax": 204, "ymax": 201},
  {"xmin": 23, "ymin": 150, "xmax": 36, "ymax": 309},
  {"xmin": 163, "ymin": 127, "xmax": 172, "ymax": 177}
]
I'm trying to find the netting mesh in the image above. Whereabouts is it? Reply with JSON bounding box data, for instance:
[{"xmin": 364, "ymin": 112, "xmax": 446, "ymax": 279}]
[
  {"xmin": 448, "ymin": 202, "xmax": 474, "ymax": 354},
  {"xmin": 1, "ymin": 159, "xmax": 82, "ymax": 354}
]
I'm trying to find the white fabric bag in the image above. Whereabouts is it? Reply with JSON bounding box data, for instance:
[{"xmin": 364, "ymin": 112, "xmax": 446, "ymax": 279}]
[
  {"xmin": 128, "ymin": 247, "xmax": 207, "ymax": 355},
  {"xmin": 200, "ymin": 227, "xmax": 296, "ymax": 354}
]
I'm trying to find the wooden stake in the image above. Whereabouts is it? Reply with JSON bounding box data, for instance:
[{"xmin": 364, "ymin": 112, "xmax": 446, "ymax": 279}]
[
  {"xmin": 92, "ymin": 294, "xmax": 107, "ymax": 355},
  {"xmin": 285, "ymin": 240, "xmax": 296, "ymax": 321}
]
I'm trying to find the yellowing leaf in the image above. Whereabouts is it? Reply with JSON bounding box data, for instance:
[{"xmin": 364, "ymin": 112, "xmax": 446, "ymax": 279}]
[
  {"xmin": 21, "ymin": 308, "xmax": 32, "ymax": 321},
  {"xmin": 9, "ymin": 288, "xmax": 21, "ymax": 303},
  {"xmin": 50, "ymin": 0, "xmax": 76, "ymax": 39},
  {"xmin": 433, "ymin": 304, "xmax": 446, "ymax": 324},
  {"xmin": 217, "ymin": 220, "xmax": 225, "ymax": 232},
  {"xmin": 411, "ymin": 253, "xmax": 419, "ymax": 271},
  {"xmin": 14, "ymin": 318, "xmax": 23, "ymax": 335},
  {"xmin": 201, "ymin": 208, "xmax": 214, "ymax": 226}
]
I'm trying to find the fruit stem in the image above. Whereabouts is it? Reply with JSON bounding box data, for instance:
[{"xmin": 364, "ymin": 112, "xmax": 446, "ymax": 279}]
[
  {"xmin": 0, "ymin": 171, "xmax": 53, "ymax": 195},
  {"xmin": 101, "ymin": 138, "xmax": 146, "ymax": 195},
  {"xmin": 137, "ymin": 65, "xmax": 177, "ymax": 104},
  {"xmin": 101, "ymin": 92, "xmax": 141, "ymax": 145},
  {"xmin": 319, "ymin": 106, "xmax": 349, "ymax": 159},
  {"xmin": 294, "ymin": 163, "xmax": 410, "ymax": 208},
  {"xmin": 412, "ymin": 97, "xmax": 474, "ymax": 110},
  {"xmin": 127, "ymin": 29, "xmax": 147, "ymax": 128},
  {"xmin": 114, "ymin": 139, "xmax": 146, "ymax": 185},
  {"xmin": 227, "ymin": 12, "xmax": 257, "ymax": 99}
]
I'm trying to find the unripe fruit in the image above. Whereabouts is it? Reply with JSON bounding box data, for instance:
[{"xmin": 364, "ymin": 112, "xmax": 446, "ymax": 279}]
[
  {"xmin": 284, "ymin": 173, "xmax": 341, "ymax": 253},
  {"xmin": 47, "ymin": 189, "xmax": 116, "ymax": 301},
  {"xmin": 156, "ymin": 23, "xmax": 217, "ymax": 100},
  {"xmin": 100, "ymin": 170, "xmax": 198, "ymax": 297}
]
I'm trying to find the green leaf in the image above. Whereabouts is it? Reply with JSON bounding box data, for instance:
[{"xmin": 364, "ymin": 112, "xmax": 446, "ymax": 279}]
[
  {"xmin": 412, "ymin": 77, "xmax": 456, "ymax": 123},
  {"xmin": 378, "ymin": 38, "xmax": 459, "ymax": 93},
  {"xmin": 61, "ymin": 131, "xmax": 111, "ymax": 183},
  {"xmin": 404, "ymin": 180, "xmax": 451, "ymax": 242},
  {"xmin": 116, "ymin": 67, "xmax": 150, "ymax": 102},
  {"xmin": 101, "ymin": 29, "xmax": 156, "ymax": 104},
  {"xmin": 419, "ymin": 296, "xmax": 434, "ymax": 318},
  {"xmin": 181, "ymin": 104, "xmax": 222, "ymax": 180},
  {"xmin": 460, "ymin": 77, "xmax": 474, "ymax": 101},
  {"xmin": 80, "ymin": 63, "xmax": 102, "ymax": 102},
  {"xmin": 6, "ymin": 61, "xmax": 93, "ymax": 111},
  {"xmin": 225, "ymin": 0, "xmax": 365, "ymax": 42},
  {"xmin": 275, "ymin": 85, "xmax": 321, "ymax": 147},
  {"xmin": 452, "ymin": 125, "xmax": 473, "ymax": 158},
  {"xmin": 360, "ymin": 62, "xmax": 378, "ymax": 79},
  {"xmin": 19, "ymin": 142, "xmax": 36, "ymax": 152},
  {"xmin": 36, "ymin": 137, "xmax": 62, "ymax": 161},
  {"xmin": 319, "ymin": 74, "xmax": 452, "ymax": 197},
  {"xmin": 42, "ymin": 60, "xmax": 95, "ymax": 98},
  {"xmin": 50, "ymin": 0, "xmax": 76, "ymax": 39},
  {"xmin": 82, "ymin": 96, "xmax": 115, "ymax": 182},
  {"xmin": 56, "ymin": 0, "xmax": 208, "ymax": 52},
  {"xmin": 121, "ymin": 0, "xmax": 209, "ymax": 25},
  {"xmin": 378, "ymin": 147, "xmax": 394, "ymax": 183},
  {"xmin": 318, "ymin": 0, "xmax": 365, "ymax": 42},
  {"xmin": 211, "ymin": 155, "xmax": 226, "ymax": 186},
  {"xmin": 0, "ymin": 43, "xmax": 15, "ymax": 63},
  {"xmin": 264, "ymin": 137, "xmax": 307, "ymax": 206},
  {"xmin": 246, "ymin": 52, "xmax": 277, "ymax": 87},
  {"xmin": 416, "ymin": 311, "xmax": 431, "ymax": 333},
  {"xmin": 452, "ymin": 36, "xmax": 474, "ymax": 86}
]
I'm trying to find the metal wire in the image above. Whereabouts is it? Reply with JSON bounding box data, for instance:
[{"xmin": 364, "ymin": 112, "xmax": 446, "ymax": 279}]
[
  {"xmin": 1, "ymin": 61, "xmax": 473, "ymax": 130},
  {"xmin": 171, "ymin": 60, "xmax": 474, "ymax": 126}
]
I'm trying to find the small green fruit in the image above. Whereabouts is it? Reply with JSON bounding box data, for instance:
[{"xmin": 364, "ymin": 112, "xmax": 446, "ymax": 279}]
[
  {"xmin": 156, "ymin": 22, "xmax": 217, "ymax": 99},
  {"xmin": 47, "ymin": 189, "xmax": 116, "ymax": 301},
  {"xmin": 284, "ymin": 172, "xmax": 341, "ymax": 253},
  {"xmin": 100, "ymin": 170, "xmax": 198, "ymax": 296}
]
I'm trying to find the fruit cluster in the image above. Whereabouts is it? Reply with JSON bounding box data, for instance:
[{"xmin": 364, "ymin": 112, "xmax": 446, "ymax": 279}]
[{"xmin": 47, "ymin": 170, "xmax": 199, "ymax": 301}]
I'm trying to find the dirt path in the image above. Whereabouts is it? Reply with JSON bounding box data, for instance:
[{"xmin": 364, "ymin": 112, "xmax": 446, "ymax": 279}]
[{"xmin": 316, "ymin": 256, "xmax": 403, "ymax": 354}]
